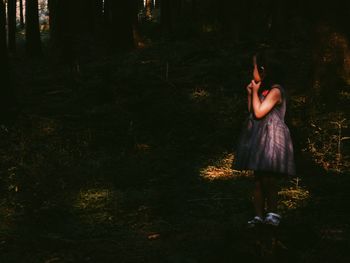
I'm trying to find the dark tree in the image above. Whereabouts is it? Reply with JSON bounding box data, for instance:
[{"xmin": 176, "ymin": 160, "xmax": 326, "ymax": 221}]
[
  {"xmin": 310, "ymin": 1, "xmax": 350, "ymax": 105},
  {"xmin": 48, "ymin": 0, "xmax": 66, "ymax": 48},
  {"xmin": 104, "ymin": 0, "xmax": 111, "ymax": 25},
  {"xmin": 0, "ymin": 0, "xmax": 8, "ymax": 71},
  {"xmin": 7, "ymin": 0, "xmax": 17, "ymax": 52},
  {"xmin": 49, "ymin": 0, "xmax": 105, "ymax": 64},
  {"xmin": 48, "ymin": 0, "xmax": 78, "ymax": 66},
  {"xmin": 0, "ymin": 0, "xmax": 14, "ymax": 120},
  {"xmin": 19, "ymin": 0, "xmax": 24, "ymax": 28},
  {"xmin": 73, "ymin": 0, "xmax": 94, "ymax": 34},
  {"xmin": 92, "ymin": 0, "xmax": 104, "ymax": 30},
  {"xmin": 160, "ymin": 0, "xmax": 173, "ymax": 35},
  {"xmin": 268, "ymin": 0, "xmax": 290, "ymax": 44},
  {"xmin": 108, "ymin": 0, "xmax": 136, "ymax": 49},
  {"xmin": 25, "ymin": 0, "xmax": 42, "ymax": 56},
  {"xmin": 218, "ymin": 0, "xmax": 244, "ymax": 41}
]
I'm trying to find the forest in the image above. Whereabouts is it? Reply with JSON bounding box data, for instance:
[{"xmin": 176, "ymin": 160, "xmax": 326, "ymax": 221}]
[{"xmin": 0, "ymin": 0, "xmax": 349, "ymax": 262}]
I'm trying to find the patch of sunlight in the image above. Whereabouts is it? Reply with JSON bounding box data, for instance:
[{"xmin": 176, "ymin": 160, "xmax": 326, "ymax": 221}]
[
  {"xmin": 278, "ymin": 177, "xmax": 310, "ymax": 212},
  {"xmin": 75, "ymin": 188, "xmax": 113, "ymax": 210},
  {"xmin": 200, "ymin": 153, "xmax": 251, "ymax": 181},
  {"xmin": 74, "ymin": 188, "xmax": 118, "ymax": 224},
  {"xmin": 322, "ymin": 52, "xmax": 333, "ymax": 63},
  {"xmin": 190, "ymin": 87, "xmax": 210, "ymax": 101},
  {"xmin": 305, "ymin": 114, "xmax": 350, "ymax": 173},
  {"xmin": 339, "ymin": 90, "xmax": 350, "ymax": 99},
  {"xmin": 201, "ymin": 24, "xmax": 218, "ymax": 33},
  {"xmin": 135, "ymin": 143, "xmax": 151, "ymax": 153}
]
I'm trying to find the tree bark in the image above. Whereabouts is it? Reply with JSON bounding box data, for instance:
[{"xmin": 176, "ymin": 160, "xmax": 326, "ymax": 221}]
[
  {"xmin": 160, "ymin": 0, "xmax": 172, "ymax": 35},
  {"xmin": 93, "ymin": 0, "xmax": 104, "ymax": 29},
  {"xmin": 104, "ymin": 0, "xmax": 111, "ymax": 25},
  {"xmin": 7, "ymin": 0, "xmax": 17, "ymax": 52},
  {"xmin": 48, "ymin": 0, "xmax": 77, "ymax": 65},
  {"xmin": 0, "ymin": 0, "xmax": 8, "ymax": 70},
  {"xmin": 109, "ymin": 0, "xmax": 136, "ymax": 50},
  {"xmin": 0, "ymin": 0, "xmax": 14, "ymax": 120},
  {"xmin": 25, "ymin": 0, "xmax": 42, "ymax": 56},
  {"xmin": 19, "ymin": 0, "xmax": 24, "ymax": 28},
  {"xmin": 269, "ymin": 0, "xmax": 289, "ymax": 44}
]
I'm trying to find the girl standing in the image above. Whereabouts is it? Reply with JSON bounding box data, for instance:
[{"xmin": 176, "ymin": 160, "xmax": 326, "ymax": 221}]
[{"xmin": 233, "ymin": 52, "xmax": 296, "ymax": 227}]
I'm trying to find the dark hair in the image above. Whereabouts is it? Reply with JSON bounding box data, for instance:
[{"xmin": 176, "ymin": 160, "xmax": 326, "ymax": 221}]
[{"xmin": 255, "ymin": 50, "xmax": 284, "ymax": 90}]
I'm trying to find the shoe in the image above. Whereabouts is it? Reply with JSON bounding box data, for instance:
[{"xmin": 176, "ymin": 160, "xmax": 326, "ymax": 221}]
[
  {"xmin": 264, "ymin": 212, "xmax": 281, "ymax": 226},
  {"xmin": 247, "ymin": 216, "xmax": 264, "ymax": 228}
]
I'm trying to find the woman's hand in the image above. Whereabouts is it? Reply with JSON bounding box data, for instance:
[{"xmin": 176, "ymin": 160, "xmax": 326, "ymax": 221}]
[{"xmin": 251, "ymin": 80, "xmax": 261, "ymax": 93}]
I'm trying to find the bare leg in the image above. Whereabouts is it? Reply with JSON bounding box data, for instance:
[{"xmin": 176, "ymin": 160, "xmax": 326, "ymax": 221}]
[
  {"xmin": 253, "ymin": 175, "xmax": 265, "ymax": 218},
  {"xmin": 262, "ymin": 175, "xmax": 278, "ymax": 213}
]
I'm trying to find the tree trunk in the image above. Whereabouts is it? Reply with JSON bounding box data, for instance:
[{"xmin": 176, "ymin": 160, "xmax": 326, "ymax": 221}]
[
  {"xmin": 160, "ymin": 0, "xmax": 172, "ymax": 35},
  {"xmin": 0, "ymin": 0, "xmax": 8, "ymax": 71},
  {"xmin": 0, "ymin": 0, "xmax": 14, "ymax": 120},
  {"xmin": 19, "ymin": 0, "xmax": 24, "ymax": 28},
  {"xmin": 155, "ymin": 0, "xmax": 160, "ymax": 8},
  {"xmin": 25, "ymin": 0, "xmax": 42, "ymax": 56},
  {"xmin": 48, "ymin": 0, "xmax": 70, "ymax": 48},
  {"xmin": 269, "ymin": 0, "xmax": 290, "ymax": 45},
  {"xmin": 109, "ymin": 0, "xmax": 136, "ymax": 50},
  {"xmin": 218, "ymin": 0, "xmax": 236, "ymax": 39},
  {"xmin": 48, "ymin": 0, "xmax": 76, "ymax": 65},
  {"xmin": 309, "ymin": 2, "xmax": 350, "ymax": 107},
  {"xmin": 93, "ymin": 0, "xmax": 104, "ymax": 29},
  {"xmin": 7, "ymin": 0, "xmax": 17, "ymax": 52},
  {"xmin": 73, "ymin": 0, "xmax": 94, "ymax": 34}
]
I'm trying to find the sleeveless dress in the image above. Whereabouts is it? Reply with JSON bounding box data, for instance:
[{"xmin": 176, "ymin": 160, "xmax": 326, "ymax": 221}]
[{"xmin": 233, "ymin": 85, "xmax": 296, "ymax": 176}]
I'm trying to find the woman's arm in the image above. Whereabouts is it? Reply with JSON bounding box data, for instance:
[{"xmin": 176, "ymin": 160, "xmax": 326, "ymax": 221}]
[{"xmin": 251, "ymin": 81, "xmax": 281, "ymax": 119}]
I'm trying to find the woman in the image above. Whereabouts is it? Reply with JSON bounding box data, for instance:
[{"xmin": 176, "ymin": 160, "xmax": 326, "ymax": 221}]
[{"xmin": 233, "ymin": 52, "xmax": 296, "ymax": 227}]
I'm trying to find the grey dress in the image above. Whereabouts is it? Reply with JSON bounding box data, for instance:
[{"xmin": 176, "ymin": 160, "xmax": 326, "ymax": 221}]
[{"xmin": 233, "ymin": 85, "xmax": 296, "ymax": 176}]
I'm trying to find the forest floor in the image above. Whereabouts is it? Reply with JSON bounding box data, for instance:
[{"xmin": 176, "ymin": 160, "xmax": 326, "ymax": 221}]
[{"xmin": 0, "ymin": 36, "xmax": 350, "ymax": 262}]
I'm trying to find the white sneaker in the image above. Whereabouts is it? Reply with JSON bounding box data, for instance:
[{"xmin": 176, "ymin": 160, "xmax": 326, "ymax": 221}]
[
  {"xmin": 264, "ymin": 212, "xmax": 281, "ymax": 226},
  {"xmin": 247, "ymin": 216, "xmax": 264, "ymax": 228}
]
